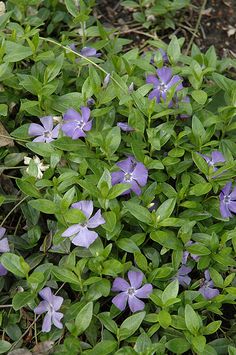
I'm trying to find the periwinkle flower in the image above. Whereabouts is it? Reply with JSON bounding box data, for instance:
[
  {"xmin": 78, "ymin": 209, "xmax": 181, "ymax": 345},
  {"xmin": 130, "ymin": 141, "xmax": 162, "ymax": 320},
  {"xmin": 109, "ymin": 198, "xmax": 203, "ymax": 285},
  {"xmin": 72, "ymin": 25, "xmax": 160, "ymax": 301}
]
[
  {"xmin": 174, "ymin": 265, "xmax": 192, "ymax": 287},
  {"xmin": 150, "ymin": 48, "xmax": 168, "ymax": 64},
  {"xmin": 117, "ymin": 122, "xmax": 134, "ymax": 132},
  {"xmin": 146, "ymin": 67, "xmax": 183, "ymax": 103},
  {"xmin": 62, "ymin": 200, "xmax": 105, "ymax": 248},
  {"xmin": 28, "ymin": 116, "xmax": 60, "ymax": 143},
  {"xmin": 199, "ymin": 270, "xmax": 219, "ymax": 300},
  {"xmin": 34, "ymin": 287, "xmax": 64, "ymax": 333},
  {"xmin": 0, "ymin": 227, "xmax": 9, "ymax": 276},
  {"xmin": 201, "ymin": 151, "xmax": 225, "ymax": 172},
  {"xmin": 182, "ymin": 241, "xmax": 200, "ymax": 264},
  {"xmin": 62, "ymin": 107, "xmax": 92, "ymax": 140},
  {"xmin": 112, "ymin": 271, "xmax": 153, "ymax": 313},
  {"xmin": 87, "ymin": 98, "xmax": 95, "ymax": 106},
  {"xmin": 219, "ymin": 182, "xmax": 236, "ymax": 218},
  {"xmin": 103, "ymin": 73, "xmax": 110, "ymax": 88},
  {"xmin": 111, "ymin": 156, "xmax": 148, "ymax": 196},
  {"xmin": 80, "ymin": 47, "xmax": 101, "ymax": 58},
  {"xmin": 24, "ymin": 155, "xmax": 49, "ymax": 179}
]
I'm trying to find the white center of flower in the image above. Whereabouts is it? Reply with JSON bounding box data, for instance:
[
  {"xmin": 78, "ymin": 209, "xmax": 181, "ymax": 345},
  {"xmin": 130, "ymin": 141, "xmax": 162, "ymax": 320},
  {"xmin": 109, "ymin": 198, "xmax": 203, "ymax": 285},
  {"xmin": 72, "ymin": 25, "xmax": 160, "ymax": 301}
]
[
  {"xmin": 80, "ymin": 222, "xmax": 87, "ymax": 228},
  {"xmin": 158, "ymin": 82, "xmax": 167, "ymax": 93},
  {"xmin": 44, "ymin": 131, "xmax": 52, "ymax": 138},
  {"xmin": 224, "ymin": 195, "xmax": 231, "ymax": 204},
  {"xmin": 127, "ymin": 287, "xmax": 135, "ymax": 296},
  {"xmin": 124, "ymin": 172, "xmax": 133, "ymax": 182},
  {"xmin": 77, "ymin": 120, "xmax": 85, "ymax": 129}
]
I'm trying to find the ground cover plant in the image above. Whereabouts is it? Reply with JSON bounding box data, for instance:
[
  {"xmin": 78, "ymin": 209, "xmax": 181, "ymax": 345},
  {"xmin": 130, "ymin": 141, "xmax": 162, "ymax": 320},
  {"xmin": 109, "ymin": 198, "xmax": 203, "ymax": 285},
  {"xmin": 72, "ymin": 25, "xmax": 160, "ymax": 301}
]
[{"xmin": 1, "ymin": 0, "xmax": 236, "ymax": 354}]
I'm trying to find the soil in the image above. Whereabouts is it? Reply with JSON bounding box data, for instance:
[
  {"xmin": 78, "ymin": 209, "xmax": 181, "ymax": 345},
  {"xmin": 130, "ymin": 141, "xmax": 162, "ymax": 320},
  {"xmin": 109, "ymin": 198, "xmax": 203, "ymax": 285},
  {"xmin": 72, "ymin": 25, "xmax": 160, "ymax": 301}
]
[{"xmin": 95, "ymin": 0, "xmax": 236, "ymax": 57}]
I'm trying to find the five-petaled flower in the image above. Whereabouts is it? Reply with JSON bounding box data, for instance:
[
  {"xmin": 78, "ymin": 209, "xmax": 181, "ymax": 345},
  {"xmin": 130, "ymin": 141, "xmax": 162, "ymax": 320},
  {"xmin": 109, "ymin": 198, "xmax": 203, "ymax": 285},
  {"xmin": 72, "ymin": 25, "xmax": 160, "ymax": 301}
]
[
  {"xmin": 111, "ymin": 156, "xmax": 148, "ymax": 196},
  {"xmin": 24, "ymin": 155, "xmax": 49, "ymax": 179},
  {"xmin": 0, "ymin": 227, "xmax": 9, "ymax": 276},
  {"xmin": 112, "ymin": 271, "xmax": 153, "ymax": 313},
  {"xmin": 62, "ymin": 107, "xmax": 92, "ymax": 140},
  {"xmin": 174, "ymin": 265, "xmax": 192, "ymax": 287},
  {"xmin": 34, "ymin": 287, "xmax": 64, "ymax": 333},
  {"xmin": 62, "ymin": 200, "xmax": 105, "ymax": 248},
  {"xmin": 199, "ymin": 270, "xmax": 219, "ymax": 300},
  {"xmin": 146, "ymin": 66, "xmax": 183, "ymax": 104},
  {"xmin": 219, "ymin": 182, "xmax": 236, "ymax": 218},
  {"xmin": 28, "ymin": 116, "xmax": 60, "ymax": 143},
  {"xmin": 201, "ymin": 151, "xmax": 225, "ymax": 172}
]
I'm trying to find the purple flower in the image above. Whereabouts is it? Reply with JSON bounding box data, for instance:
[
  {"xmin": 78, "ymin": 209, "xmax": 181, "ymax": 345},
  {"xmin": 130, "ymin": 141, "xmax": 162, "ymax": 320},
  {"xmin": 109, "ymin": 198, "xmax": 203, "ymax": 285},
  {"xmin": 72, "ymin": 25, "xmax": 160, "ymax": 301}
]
[
  {"xmin": 201, "ymin": 151, "xmax": 225, "ymax": 172},
  {"xmin": 174, "ymin": 265, "xmax": 192, "ymax": 287},
  {"xmin": 150, "ymin": 48, "xmax": 168, "ymax": 64},
  {"xmin": 111, "ymin": 156, "xmax": 148, "ymax": 196},
  {"xmin": 62, "ymin": 200, "xmax": 105, "ymax": 248},
  {"xmin": 87, "ymin": 98, "xmax": 95, "ymax": 106},
  {"xmin": 199, "ymin": 270, "xmax": 219, "ymax": 300},
  {"xmin": 112, "ymin": 271, "xmax": 153, "ymax": 313},
  {"xmin": 28, "ymin": 116, "xmax": 60, "ymax": 143},
  {"xmin": 146, "ymin": 67, "xmax": 183, "ymax": 103},
  {"xmin": 219, "ymin": 182, "xmax": 236, "ymax": 218},
  {"xmin": 80, "ymin": 47, "xmax": 101, "ymax": 58},
  {"xmin": 182, "ymin": 241, "xmax": 200, "ymax": 264},
  {"xmin": 0, "ymin": 227, "xmax": 9, "ymax": 276},
  {"xmin": 117, "ymin": 122, "xmax": 134, "ymax": 132},
  {"xmin": 62, "ymin": 107, "xmax": 92, "ymax": 140},
  {"xmin": 34, "ymin": 287, "xmax": 63, "ymax": 333}
]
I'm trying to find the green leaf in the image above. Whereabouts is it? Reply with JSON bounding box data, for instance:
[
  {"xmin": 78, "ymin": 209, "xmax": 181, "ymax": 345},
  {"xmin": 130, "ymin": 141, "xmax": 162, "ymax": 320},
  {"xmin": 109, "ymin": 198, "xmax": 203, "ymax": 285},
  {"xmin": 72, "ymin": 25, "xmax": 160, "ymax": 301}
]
[
  {"xmin": 98, "ymin": 312, "xmax": 118, "ymax": 334},
  {"xmin": 119, "ymin": 312, "xmax": 145, "ymax": 340},
  {"xmin": 191, "ymin": 90, "xmax": 208, "ymax": 105},
  {"xmin": 44, "ymin": 53, "xmax": 64, "ymax": 82},
  {"xmin": 166, "ymin": 338, "xmax": 191, "ymax": 354},
  {"xmin": 192, "ymin": 151, "xmax": 209, "ymax": 175},
  {"xmin": 104, "ymin": 127, "xmax": 121, "ymax": 156},
  {"xmin": 52, "ymin": 267, "xmax": 80, "ymax": 284},
  {"xmin": 0, "ymin": 340, "xmax": 11, "ymax": 354},
  {"xmin": 75, "ymin": 302, "xmax": 93, "ymax": 336},
  {"xmin": 203, "ymin": 321, "xmax": 222, "ymax": 335},
  {"xmin": 108, "ymin": 183, "xmax": 131, "ymax": 199},
  {"xmin": 192, "ymin": 335, "xmax": 206, "ymax": 353},
  {"xmin": 150, "ymin": 231, "xmax": 183, "ymax": 250},
  {"xmin": 86, "ymin": 341, "xmax": 117, "ymax": 355},
  {"xmin": 28, "ymin": 199, "xmax": 57, "ymax": 214},
  {"xmin": 167, "ymin": 35, "xmax": 180, "ymax": 63},
  {"xmin": 185, "ymin": 304, "xmax": 201, "ymax": 335},
  {"xmin": 4, "ymin": 41, "xmax": 33, "ymax": 62},
  {"xmin": 156, "ymin": 198, "xmax": 176, "ymax": 221},
  {"xmin": 65, "ymin": 0, "xmax": 78, "ymax": 17},
  {"xmin": 1, "ymin": 253, "xmax": 30, "ymax": 278},
  {"xmin": 26, "ymin": 142, "xmax": 55, "ymax": 157},
  {"xmin": 162, "ymin": 279, "xmax": 179, "ymax": 304},
  {"xmin": 189, "ymin": 182, "xmax": 212, "ymax": 196},
  {"xmin": 12, "ymin": 291, "xmax": 35, "ymax": 311},
  {"xmin": 64, "ymin": 208, "xmax": 86, "ymax": 224},
  {"xmin": 158, "ymin": 310, "xmax": 171, "ymax": 329},
  {"xmin": 186, "ymin": 244, "xmax": 211, "ymax": 256},
  {"xmin": 134, "ymin": 251, "xmax": 148, "ymax": 271},
  {"xmin": 116, "ymin": 238, "xmax": 140, "ymax": 253},
  {"xmin": 123, "ymin": 201, "xmax": 152, "ymax": 224},
  {"xmin": 17, "ymin": 179, "xmax": 42, "ymax": 198}
]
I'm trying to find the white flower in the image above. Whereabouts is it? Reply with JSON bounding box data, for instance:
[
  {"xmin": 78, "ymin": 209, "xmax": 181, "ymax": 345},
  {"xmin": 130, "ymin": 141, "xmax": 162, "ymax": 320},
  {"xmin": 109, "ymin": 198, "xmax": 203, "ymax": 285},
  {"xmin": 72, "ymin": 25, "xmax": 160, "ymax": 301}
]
[
  {"xmin": 0, "ymin": 2, "xmax": 6, "ymax": 16},
  {"xmin": 24, "ymin": 155, "xmax": 49, "ymax": 179}
]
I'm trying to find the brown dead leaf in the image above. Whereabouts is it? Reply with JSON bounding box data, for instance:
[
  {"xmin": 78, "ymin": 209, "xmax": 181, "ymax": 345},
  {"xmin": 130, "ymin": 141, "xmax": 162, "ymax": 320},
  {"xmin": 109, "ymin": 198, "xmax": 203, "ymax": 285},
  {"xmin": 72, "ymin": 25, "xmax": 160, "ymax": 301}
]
[
  {"xmin": 32, "ymin": 341, "xmax": 54, "ymax": 354},
  {"xmin": 0, "ymin": 121, "xmax": 14, "ymax": 147}
]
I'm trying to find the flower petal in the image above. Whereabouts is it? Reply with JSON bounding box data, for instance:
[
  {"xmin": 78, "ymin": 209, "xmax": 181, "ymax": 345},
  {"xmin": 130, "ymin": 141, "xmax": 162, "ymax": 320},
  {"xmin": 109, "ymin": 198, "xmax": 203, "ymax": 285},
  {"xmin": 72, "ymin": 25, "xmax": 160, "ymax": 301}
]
[
  {"xmin": 112, "ymin": 292, "xmax": 128, "ymax": 311},
  {"xmin": 51, "ymin": 125, "xmax": 60, "ymax": 138},
  {"xmin": 33, "ymin": 136, "xmax": 46, "ymax": 143},
  {"xmin": 87, "ymin": 210, "xmax": 105, "ymax": 228},
  {"xmin": 81, "ymin": 106, "xmax": 90, "ymax": 122},
  {"xmin": 199, "ymin": 286, "xmax": 219, "ymax": 300},
  {"xmin": 52, "ymin": 312, "xmax": 63, "ymax": 329},
  {"xmin": 222, "ymin": 182, "xmax": 232, "ymax": 196},
  {"xmin": 39, "ymin": 287, "xmax": 53, "ymax": 303},
  {"xmin": 112, "ymin": 277, "xmax": 130, "ymax": 292},
  {"xmin": 34, "ymin": 300, "xmax": 50, "ymax": 314},
  {"xmin": 111, "ymin": 171, "xmax": 124, "ymax": 185},
  {"xmin": 52, "ymin": 295, "xmax": 63, "ymax": 311},
  {"xmin": 72, "ymin": 228, "xmax": 98, "ymax": 248},
  {"xmin": 62, "ymin": 224, "xmax": 82, "ymax": 237},
  {"xmin": 146, "ymin": 75, "xmax": 159, "ymax": 87},
  {"xmin": 0, "ymin": 263, "xmax": 7, "ymax": 276},
  {"xmin": 63, "ymin": 108, "xmax": 81, "ymax": 122},
  {"xmin": 80, "ymin": 47, "xmax": 97, "ymax": 57},
  {"xmin": 135, "ymin": 284, "xmax": 153, "ymax": 299},
  {"xmin": 130, "ymin": 180, "xmax": 141, "ymax": 195},
  {"xmin": 211, "ymin": 151, "xmax": 225, "ymax": 164},
  {"xmin": 228, "ymin": 201, "xmax": 236, "ymax": 214},
  {"xmin": 166, "ymin": 75, "xmax": 183, "ymax": 91},
  {"xmin": 72, "ymin": 200, "xmax": 93, "ymax": 219},
  {"xmin": 40, "ymin": 116, "xmax": 53, "ymax": 131},
  {"xmin": 157, "ymin": 67, "xmax": 172, "ymax": 84},
  {"xmin": 128, "ymin": 296, "xmax": 145, "ymax": 313},
  {"xmin": 0, "ymin": 237, "xmax": 10, "ymax": 252},
  {"xmin": 28, "ymin": 123, "xmax": 45, "ymax": 137},
  {"xmin": 230, "ymin": 187, "xmax": 236, "ymax": 200},
  {"xmin": 117, "ymin": 122, "xmax": 134, "ymax": 132},
  {"xmin": 148, "ymin": 89, "xmax": 160, "ymax": 102},
  {"xmin": 83, "ymin": 120, "xmax": 92, "ymax": 132},
  {"xmin": 220, "ymin": 201, "xmax": 231, "ymax": 218},
  {"xmin": 117, "ymin": 157, "xmax": 133, "ymax": 173},
  {"xmin": 178, "ymin": 275, "xmax": 191, "ymax": 287},
  {"xmin": 0, "ymin": 227, "xmax": 6, "ymax": 239},
  {"xmin": 128, "ymin": 271, "xmax": 143, "ymax": 289},
  {"xmin": 42, "ymin": 312, "xmax": 52, "ymax": 332},
  {"xmin": 61, "ymin": 121, "xmax": 77, "ymax": 137},
  {"xmin": 72, "ymin": 128, "xmax": 86, "ymax": 139},
  {"xmin": 132, "ymin": 163, "xmax": 148, "ymax": 186}
]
